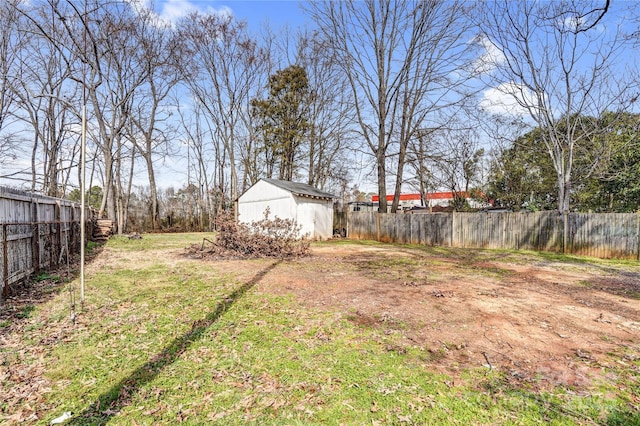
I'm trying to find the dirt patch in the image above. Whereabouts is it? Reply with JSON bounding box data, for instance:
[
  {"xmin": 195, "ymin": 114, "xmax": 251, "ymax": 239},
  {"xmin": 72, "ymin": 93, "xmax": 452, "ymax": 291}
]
[{"xmin": 249, "ymin": 243, "xmax": 640, "ymax": 391}]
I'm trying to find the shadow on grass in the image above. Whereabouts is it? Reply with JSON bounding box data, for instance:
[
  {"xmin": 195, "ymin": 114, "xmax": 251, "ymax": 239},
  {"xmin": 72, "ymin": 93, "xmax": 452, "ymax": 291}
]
[
  {"xmin": 482, "ymin": 374, "xmax": 640, "ymax": 426},
  {"xmin": 67, "ymin": 260, "xmax": 281, "ymax": 425}
]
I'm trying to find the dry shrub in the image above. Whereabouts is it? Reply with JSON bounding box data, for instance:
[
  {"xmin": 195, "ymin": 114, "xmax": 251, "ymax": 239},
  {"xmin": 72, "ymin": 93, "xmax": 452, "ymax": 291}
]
[{"xmin": 193, "ymin": 209, "xmax": 311, "ymax": 259}]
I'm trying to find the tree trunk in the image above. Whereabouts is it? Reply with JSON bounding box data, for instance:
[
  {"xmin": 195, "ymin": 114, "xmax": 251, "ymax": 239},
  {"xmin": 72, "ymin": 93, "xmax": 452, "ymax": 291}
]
[
  {"xmin": 144, "ymin": 153, "xmax": 160, "ymax": 230},
  {"xmin": 377, "ymin": 148, "xmax": 387, "ymax": 213},
  {"xmin": 391, "ymin": 143, "xmax": 406, "ymax": 213}
]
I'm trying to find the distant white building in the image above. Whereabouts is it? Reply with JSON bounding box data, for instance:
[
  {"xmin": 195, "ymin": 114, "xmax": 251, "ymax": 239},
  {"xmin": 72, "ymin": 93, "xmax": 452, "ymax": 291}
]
[
  {"xmin": 372, "ymin": 192, "xmax": 489, "ymax": 211},
  {"xmin": 238, "ymin": 178, "xmax": 336, "ymax": 240}
]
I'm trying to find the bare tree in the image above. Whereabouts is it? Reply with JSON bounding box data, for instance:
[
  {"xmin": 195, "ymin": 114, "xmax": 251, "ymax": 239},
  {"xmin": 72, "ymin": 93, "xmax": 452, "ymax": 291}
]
[
  {"xmin": 176, "ymin": 100, "xmax": 215, "ymax": 230},
  {"xmin": 178, "ymin": 12, "xmax": 262, "ymax": 218},
  {"xmin": 306, "ymin": 0, "xmax": 476, "ymax": 213},
  {"xmin": 480, "ymin": 0, "xmax": 625, "ymax": 217},
  {"xmin": 21, "ymin": 1, "xmax": 150, "ymax": 232},
  {"xmin": 128, "ymin": 8, "xmax": 180, "ymax": 230},
  {"xmin": 236, "ymin": 24, "xmax": 286, "ymax": 191},
  {"xmin": 87, "ymin": 4, "xmax": 152, "ymax": 232},
  {"xmin": 12, "ymin": 2, "xmax": 79, "ymax": 196},
  {"xmin": 296, "ymin": 32, "xmax": 354, "ymax": 191},
  {"xmin": 435, "ymin": 127, "xmax": 485, "ymax": 210},
  {"xmin": 387, "ymin": 2, "xmax": 476, "ymax": 212},
  {"xmin": 407, "ymin": 119, "xmax": 485, "ymax": 211},
  {"xmin": 405, "ymin": 128, "xmax": 440, "ymax": 208},
  {"xmin": 0, "ymin": 0, "xmax": 24, "ymax": 168}
]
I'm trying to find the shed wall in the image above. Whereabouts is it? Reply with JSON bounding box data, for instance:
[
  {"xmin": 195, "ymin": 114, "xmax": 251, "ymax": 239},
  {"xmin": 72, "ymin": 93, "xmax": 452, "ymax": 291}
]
[
  {"xmin": 296, "ymin": 197, "xmax": 334, "ymax": 240},
  {"xmin": 238, "ymin": 180, "xmax": 296, "ymax": 225},
  {"xmin": 238, "ymin": 180, "xmax": 334, "ymax": 240}
]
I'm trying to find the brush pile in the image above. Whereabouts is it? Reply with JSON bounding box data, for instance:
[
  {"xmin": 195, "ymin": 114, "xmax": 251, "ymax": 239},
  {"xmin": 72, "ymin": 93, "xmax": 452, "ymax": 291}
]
[{"xmin": 188, "ymin": 209, "xmax": 310, "ymax": 259}]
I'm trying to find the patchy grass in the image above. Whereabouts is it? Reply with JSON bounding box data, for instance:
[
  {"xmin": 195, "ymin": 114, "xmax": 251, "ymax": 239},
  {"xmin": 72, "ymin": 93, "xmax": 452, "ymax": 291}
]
[
  {"xmin": 375, "ymin": 240, "xmax": 640, "ymax": 282},
  {"xmin": 15, "ymin": 305, "xmax": 35, "ymax": 319},
  {"xmin": 35, "ymin": 273, "xmax": 61, "ymax": 283},
  {"xmin": 1, "ymin": 234, "xmax": 638, "ymax": 425},
  {"xmin": 107, "ymin": 232, "xmax": 213, "ymax": 251}
]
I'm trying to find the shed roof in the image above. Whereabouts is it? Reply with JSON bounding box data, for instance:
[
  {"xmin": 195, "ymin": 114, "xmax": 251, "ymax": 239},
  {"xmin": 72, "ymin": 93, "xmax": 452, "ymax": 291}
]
[{"xmin": 261, "ymin": 178, "xmax": 335, "ymax": 200}]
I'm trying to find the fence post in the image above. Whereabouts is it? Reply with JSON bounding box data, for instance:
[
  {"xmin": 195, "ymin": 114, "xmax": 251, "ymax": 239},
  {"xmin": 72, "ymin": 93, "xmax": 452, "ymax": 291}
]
[
  {"xmin": 637, "ymin": 212, "xmax": 640, "ymax": 261},
  {"xmin": 70, "ymin": 205, "xmax": 75, "ymax": 252},
  {"xmin": 344, "ymin": 208, "xmax": 349, "ymax": 238},
  {"xmin": 451, "ymin": 211, "xmax": 456, "ymax": 247},
  {"xmin": 32, "ymin": 201, "xmax": 40, "ymax": 276},
  {"xmin": 54, "ymin": 201, "xmax": 61, "ymax": 268},
  {"xmin": 2, "ymin": 224, "xmax": 8, "ymax": 302}
]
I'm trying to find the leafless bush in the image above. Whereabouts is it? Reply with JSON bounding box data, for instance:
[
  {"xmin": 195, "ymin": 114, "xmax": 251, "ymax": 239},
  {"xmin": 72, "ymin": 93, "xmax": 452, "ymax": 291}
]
[{"xmin": 189, "ymin": 208, "xmax": 310, "ymax": 259}]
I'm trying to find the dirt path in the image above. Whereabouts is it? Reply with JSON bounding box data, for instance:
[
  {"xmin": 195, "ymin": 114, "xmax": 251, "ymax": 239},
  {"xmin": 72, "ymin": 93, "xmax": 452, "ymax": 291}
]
[{"xmin": 252, "ymin": 244, "xmax": 640, "ymax": 391}]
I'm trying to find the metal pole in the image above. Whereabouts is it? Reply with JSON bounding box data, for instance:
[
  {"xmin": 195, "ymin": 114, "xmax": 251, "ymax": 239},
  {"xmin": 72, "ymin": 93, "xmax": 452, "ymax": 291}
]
[
  {"xmin": 80, "ymin": 2, "xmax": 88, "ymax": 306},
  {"xmin": 80, "ymin": 102, "xmax": 86, "ymax": 304}
]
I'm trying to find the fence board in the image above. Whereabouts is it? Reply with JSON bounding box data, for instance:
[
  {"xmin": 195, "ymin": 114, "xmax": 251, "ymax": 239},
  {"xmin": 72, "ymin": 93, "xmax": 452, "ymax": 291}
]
[
  {"xmin": 347, "ymin": 211, "xmax": 640, "ymax": 259},
  {"xmin": 1, "ymin": 186, "xmax": 93, "ymax": 304}
]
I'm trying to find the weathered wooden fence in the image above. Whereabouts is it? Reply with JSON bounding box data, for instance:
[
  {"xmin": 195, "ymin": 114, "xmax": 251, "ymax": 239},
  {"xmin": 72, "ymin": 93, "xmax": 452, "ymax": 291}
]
[
  {"xmin": 348, "ymin": 211, "xmax": 640, "ymax": 259},
  {"xmin": 1, "ymin": 186, "xmax": 93, "ymax": 303},
  {"xmin": 333, "ymin": 210, "xmax": 348, "ymax": 236}
]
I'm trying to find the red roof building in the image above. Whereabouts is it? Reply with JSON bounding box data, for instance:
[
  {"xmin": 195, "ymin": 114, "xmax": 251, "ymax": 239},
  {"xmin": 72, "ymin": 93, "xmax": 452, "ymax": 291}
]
[{"xmin": 370, "ymin": 192, "xmax": 486, "ymax": 211}]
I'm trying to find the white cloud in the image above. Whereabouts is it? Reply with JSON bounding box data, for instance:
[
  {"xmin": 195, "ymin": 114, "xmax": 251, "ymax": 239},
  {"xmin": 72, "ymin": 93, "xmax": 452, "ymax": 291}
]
[
  {"xmin": 480, "ymin": 82, "xmax": 537, "ymax": 117},
  {"xmin": 471, "ymin": 35, "xmax": 506, "ymax": 75},
  {"xmin": 560, "ymin": 14, "xmax": 584, "ymax": 33},
  {"xmin": 126, "ymin": 0, "xmax": 233, "ymax": 26},
  {"xmin": 125, "ymin": 0, "xmax": 147, "ymax": 15},
  {"xmin": 158, "ymin": 0, "xmax": 198, "ymax": 22},
  {"xmin": 159, "ymin": 0, "xmax": 233, "ymax": 23}
]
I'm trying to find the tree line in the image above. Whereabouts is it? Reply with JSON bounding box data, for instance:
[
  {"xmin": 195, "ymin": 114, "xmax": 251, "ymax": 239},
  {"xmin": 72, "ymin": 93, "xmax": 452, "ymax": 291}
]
[{"xmin": 0, "ymin": 0, "xmax": 638, "ymax": 233}]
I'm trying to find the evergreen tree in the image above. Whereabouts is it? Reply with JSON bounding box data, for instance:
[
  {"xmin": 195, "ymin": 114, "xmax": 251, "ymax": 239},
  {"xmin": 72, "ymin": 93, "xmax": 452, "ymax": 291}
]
[{"xmin": 251, "ymin": 65, "xmax": 310, "ymax": 181}]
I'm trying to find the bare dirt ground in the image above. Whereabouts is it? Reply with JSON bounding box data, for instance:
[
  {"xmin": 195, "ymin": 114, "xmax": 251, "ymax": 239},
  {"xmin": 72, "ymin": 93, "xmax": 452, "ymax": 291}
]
[
  {"xmin": 251, "ymin": 243, "xmax": 640, "ymax": 393},
  {"xmin": 2, "ymin": 239, "xmax": 639, "ymax": 424}
]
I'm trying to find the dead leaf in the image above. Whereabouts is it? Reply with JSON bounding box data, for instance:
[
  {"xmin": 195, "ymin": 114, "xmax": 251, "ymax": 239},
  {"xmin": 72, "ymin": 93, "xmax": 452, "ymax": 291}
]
[
  {"xmin": 208, "ymin": 411, "xmax": 227, "ymax": 420},
  {"xmin": 397, "ymin": 413, "xmax": 412, "ymax": 423}
]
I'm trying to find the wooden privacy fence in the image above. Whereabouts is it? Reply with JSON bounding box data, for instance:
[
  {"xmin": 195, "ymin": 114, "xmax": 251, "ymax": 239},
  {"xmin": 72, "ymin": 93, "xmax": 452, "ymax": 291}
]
[
  {"xmin": 348, "ymin": 211, "xmax": 640, "ymax": 259},
  {"xmin": 0, "ymin": 186, "xmax": 93, "ymax": 304}
]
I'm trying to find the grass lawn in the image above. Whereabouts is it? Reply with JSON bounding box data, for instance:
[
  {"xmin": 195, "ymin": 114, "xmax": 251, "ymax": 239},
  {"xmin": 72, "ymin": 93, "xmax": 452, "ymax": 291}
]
[{"xmin": 1, "ymin": 233, "xmax": 638, "ymax": 425}]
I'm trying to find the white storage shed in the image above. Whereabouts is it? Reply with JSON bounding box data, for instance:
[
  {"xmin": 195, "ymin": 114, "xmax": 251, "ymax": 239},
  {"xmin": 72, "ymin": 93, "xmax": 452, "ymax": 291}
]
[{"xmin": 238, "ymin": 178, "xmax": 336, "ymax": 240}]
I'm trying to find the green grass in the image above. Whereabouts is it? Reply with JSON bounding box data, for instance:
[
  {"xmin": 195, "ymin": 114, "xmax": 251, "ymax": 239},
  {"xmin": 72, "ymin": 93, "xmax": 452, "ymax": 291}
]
[
  {"xmin": 106, "ymin": 232, "xmax": 213, "ymax": 251},
  {"xmin": 35, "ymin": 272, "xmax": 60, "ymax": 282},
  {"xmin": 3, "ymin": 234, "xmax": 638, "ymax": 425},
  {"xmin": 15, "ymin": 304, "xmax": 35, "ymax": 319}
]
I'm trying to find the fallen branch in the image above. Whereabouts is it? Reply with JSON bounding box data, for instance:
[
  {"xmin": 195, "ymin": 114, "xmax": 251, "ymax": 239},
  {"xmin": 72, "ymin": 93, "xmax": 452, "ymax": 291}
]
[
  {"xmin": 201, "ymin": 238, "xmax": 215, "ymax": 251},
  {"xmin": 482, "ymin": 351, "xmax": 493, "ymax": 370}
]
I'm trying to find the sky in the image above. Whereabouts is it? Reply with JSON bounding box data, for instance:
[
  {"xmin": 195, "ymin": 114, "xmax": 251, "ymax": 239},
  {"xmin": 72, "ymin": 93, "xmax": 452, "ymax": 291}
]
[
  {"xmin": 142, "ymin": 0, "xmax": 327, "ymax": 190},
  {"xmin": 151, "ymin": 0, "xmax": 309, "ymax": 29},
  {"xmin": 141, "ymin": 0, "xmax": 508, "ymax": 192},
  {"xmin": 1, "ymin": 0, "xmax": 635, "ymax": 195},
  {"xmin": 141, "ymin": 0, "xmax": 379, "ymax": 193},
  {"xmin": 115, "ymin": 1, "xmax": 639, "ymax": 196},
  {"xmin": 0, "ymin": 0, "xmax": 380, "ymax": 194}
]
